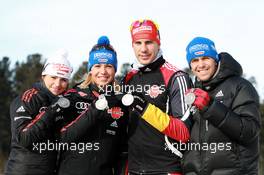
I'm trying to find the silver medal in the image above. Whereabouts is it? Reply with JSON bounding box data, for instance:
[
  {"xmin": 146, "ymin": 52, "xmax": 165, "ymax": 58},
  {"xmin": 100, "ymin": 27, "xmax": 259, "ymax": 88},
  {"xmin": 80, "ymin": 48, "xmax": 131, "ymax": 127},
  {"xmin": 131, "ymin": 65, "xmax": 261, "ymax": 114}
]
[
  {"xmin": 57, "ymin": 97, "xmax": 70, "ymax": 108},
  {"xmin": 95, "ymin": 95, "xmax": 108, "ymax": 110},
  {"xmin": 122, "ymin": 93, "xmax": 134, "ymax": 106},
  {"xmin": 185, "ymin": 92, "xmax": 196, "ymax": 106}
]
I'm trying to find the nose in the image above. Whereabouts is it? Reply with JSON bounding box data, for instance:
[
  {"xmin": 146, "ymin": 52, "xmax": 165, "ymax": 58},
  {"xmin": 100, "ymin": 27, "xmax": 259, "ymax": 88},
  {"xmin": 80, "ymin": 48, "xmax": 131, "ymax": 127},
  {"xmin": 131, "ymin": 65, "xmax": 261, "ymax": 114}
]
[
  {"xmin": 99, "ymin": 65, "xmax": 107, "ymax": 74},
  {"xmin": 54, "ymin": 78, "xmax": 61, "ymax": 87},
  {"xmin": 197, "ymin": 59, "xmax": 206, "ymax": 68},
  {"xmin": 140, "ymin": 43, "xmax": 148, "ymax": 52}
]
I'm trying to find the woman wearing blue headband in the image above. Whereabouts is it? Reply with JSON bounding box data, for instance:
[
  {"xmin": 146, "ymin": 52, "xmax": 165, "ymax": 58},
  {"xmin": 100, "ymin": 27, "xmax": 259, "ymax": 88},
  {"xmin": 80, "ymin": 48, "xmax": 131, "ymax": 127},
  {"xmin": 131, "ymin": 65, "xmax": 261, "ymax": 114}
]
[{"xmin": 57, "ymin": 36, "xmax": 127, "ymax": 175}]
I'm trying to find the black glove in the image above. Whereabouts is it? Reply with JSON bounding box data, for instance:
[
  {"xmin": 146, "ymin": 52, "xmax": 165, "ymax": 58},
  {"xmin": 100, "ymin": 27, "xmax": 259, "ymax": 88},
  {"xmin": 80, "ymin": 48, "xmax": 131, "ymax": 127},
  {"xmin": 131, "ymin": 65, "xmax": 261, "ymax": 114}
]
[
  {"xmin": 34, "ymin": 97, "xmax": 71, "ymax": 128},
  {"xmin": 63, "ymin": 90, "xmax": 81, "ymax": 108},
  {"xmin": 105, "ymin": 94, "xmax": 124, "ymax": 109},
  {"xmin": 87, "ymin": 100, "xmax": 106, "ymax": 120},
  {"xmin": 130, "ymin": 93, "xmax": 148, "ymax": 116}
]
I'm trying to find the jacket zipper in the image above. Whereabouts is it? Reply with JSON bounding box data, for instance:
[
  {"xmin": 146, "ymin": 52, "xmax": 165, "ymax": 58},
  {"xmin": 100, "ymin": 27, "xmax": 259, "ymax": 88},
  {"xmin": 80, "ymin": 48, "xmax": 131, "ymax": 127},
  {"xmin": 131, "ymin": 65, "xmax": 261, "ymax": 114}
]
[
  {"xmin": 205, "ymin": 120, "xmax": 208, "ymax": 132},
  {"xmin": 200, "ymin": 118, "xmax": 207, "ymax": 175}
]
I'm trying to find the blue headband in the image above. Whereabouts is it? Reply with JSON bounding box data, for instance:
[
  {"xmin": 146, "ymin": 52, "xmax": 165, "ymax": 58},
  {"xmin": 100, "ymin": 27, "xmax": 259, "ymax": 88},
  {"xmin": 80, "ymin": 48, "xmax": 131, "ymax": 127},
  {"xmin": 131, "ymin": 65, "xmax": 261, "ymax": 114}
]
[
  {"xmin": 87, "ymin": 36, "xmax": 117, "ymax": 71},
  {"xmin": 88, "ymin": 49, "xmax": 117, "ymax": 71}
]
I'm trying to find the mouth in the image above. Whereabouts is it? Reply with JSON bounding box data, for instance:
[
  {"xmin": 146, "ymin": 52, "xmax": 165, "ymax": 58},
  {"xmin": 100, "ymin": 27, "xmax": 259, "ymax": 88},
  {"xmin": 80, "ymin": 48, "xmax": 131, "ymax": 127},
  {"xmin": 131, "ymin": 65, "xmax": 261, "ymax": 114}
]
[
  {"xmin": 139, "ymin": 54, "xmax": 151, "ymax": 59},
  {"xmin": 51, "ymin": 87, "xmax": 60, "ymax": 91},
  {"xmin": 97, "ymin": 76, "xmax": 109, "ymax": 81},
  {"xmin": 197, "ymin": 69, "xmax": 208, "ymax": 73},
  {"xmin": 50, "ymin": 88, "xmax": 61, "ymax": 95}
]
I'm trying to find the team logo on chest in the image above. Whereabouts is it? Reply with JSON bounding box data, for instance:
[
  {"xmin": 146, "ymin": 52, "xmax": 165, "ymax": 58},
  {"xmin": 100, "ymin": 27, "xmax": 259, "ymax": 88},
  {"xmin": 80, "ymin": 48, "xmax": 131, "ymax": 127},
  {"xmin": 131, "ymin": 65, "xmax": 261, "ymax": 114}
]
[
  {"xmin": 107, "ymin": 107, "xmax": 124, "ymax": 119},
  {"xmin": 146, "ymin": 85, "xmax": 165, "ymax": 98}
]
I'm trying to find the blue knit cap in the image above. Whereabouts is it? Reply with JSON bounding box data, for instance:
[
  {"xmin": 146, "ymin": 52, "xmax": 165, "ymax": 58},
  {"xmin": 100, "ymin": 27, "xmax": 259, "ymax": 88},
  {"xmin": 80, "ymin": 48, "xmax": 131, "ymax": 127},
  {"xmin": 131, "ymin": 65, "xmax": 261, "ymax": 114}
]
[
  {"xmin": 186, "ymin": 37, "xmax": 219, "ymax": 65},
  {"xmin": 88, "ymin": 36, "xmax": 117, "ymax": 71}
]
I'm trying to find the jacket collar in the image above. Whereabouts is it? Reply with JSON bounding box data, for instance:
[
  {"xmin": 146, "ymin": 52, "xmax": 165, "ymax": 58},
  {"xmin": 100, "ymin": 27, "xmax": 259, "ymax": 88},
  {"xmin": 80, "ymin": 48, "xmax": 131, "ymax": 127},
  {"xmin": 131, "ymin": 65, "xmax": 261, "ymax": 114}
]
[
  {"xmin": 33, "ymin": 82, "xmax": 57, "ymax": 102},
  {"xmin": 136, "ymin": 56, "xmax": 165, "ymax": 73}
]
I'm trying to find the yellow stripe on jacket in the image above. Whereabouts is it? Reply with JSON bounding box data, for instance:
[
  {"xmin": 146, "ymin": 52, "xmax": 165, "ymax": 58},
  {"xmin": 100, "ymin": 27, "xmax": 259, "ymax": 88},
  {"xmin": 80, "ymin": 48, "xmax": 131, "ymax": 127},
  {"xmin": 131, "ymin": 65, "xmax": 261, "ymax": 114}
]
[
  {"xmin": 142, "ymin": 104, "xmax": 170, "ymax": 132},
  {"xmin": 142, "ymin": 103, "xmax": 190, "ymax": 143}
]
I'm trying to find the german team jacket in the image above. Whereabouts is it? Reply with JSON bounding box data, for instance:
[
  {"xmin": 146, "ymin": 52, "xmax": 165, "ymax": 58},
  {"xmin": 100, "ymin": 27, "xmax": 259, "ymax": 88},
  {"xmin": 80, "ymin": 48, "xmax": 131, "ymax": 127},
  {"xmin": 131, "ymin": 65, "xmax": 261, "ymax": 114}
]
[
  {"xmin": 124, "ymin": 57, "xmax": 193, "ymax": 174},
  {"xmin": 57, "ymin": 84, "xmax": 128, "ymax": 175}
]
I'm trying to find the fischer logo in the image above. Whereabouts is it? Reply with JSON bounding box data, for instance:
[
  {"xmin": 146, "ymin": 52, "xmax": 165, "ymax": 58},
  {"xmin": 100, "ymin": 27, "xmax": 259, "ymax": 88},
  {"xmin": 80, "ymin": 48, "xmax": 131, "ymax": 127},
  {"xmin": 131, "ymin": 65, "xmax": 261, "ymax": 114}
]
[
  {"xmin": 189, "ymin": 44, "xmax": 209, "ymax": 53},
  {"xmin": 94, "ymin": 52, "xmax": 113, "ymax": 59}
]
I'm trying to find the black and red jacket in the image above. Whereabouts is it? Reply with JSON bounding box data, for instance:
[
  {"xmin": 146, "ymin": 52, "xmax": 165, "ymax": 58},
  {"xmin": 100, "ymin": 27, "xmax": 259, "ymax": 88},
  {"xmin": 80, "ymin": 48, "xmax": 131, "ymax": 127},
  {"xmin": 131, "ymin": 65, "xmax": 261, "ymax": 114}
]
[
  {"xmin": 124, "ymin": 57, "xmax": 193, "ymax": 174},
  {"xmin": 57, "ymin": 84, "xmax": 128, "ymax": 175},
  {"xmin": 5, "ymin": 82, "xmax": 61, "ymax": 175}
]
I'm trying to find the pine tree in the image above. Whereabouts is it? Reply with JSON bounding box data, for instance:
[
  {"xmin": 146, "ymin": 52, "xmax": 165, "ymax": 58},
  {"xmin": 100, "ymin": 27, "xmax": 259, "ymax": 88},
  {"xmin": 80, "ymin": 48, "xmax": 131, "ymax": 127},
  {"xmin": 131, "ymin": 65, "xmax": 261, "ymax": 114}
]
[
  {"xmin": 0, "ymin": 57, "xmax": 13, "ymax": 171},
  {"xmin": 13, "ymin": 54, "xmax": 44, "ymax": 95}
]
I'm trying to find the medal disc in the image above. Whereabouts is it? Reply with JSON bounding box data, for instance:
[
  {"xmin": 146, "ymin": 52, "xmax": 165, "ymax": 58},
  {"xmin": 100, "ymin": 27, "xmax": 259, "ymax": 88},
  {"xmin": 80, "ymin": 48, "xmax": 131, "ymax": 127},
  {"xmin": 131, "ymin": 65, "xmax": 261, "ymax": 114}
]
[
  {"xmin": 185, "ymin": 92, "xmax": 196, "ymax": 106},
  {"xmin": 57, "ymin": 97, "xmax": 70, "ymax": 108},
  {"xmin": 95, "ymin": 95, "xmax": 108, "ymax": 110},
  {"xmin": 122, "ymin": 93, "xmax": 134, "ymax": 106}
]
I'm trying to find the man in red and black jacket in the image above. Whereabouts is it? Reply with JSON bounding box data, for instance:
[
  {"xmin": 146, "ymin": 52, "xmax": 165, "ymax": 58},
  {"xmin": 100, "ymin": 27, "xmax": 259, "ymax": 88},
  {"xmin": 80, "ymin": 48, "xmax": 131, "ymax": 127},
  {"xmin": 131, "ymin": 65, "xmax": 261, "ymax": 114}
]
[{"xmin": 124, "ymin": 19, "xmax": 193, "ymax": 175}]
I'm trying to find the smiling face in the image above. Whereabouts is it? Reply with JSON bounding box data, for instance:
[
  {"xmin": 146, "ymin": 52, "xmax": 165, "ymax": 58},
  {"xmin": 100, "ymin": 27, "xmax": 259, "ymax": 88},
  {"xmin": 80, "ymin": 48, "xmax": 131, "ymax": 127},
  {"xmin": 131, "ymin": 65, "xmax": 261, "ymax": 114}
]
[
  {"xmin": 132, "ymin": 39, "xmax": 160, "ymax": 65},
  {"xmin": 190, "ymin": 56, "xmax": 217, "ymax": 81},
  {"xmin": 90, "ymin": 64, "xmax": 115, "ymax": 88},
  {"xmin": 42, "ymin": 75, "xmax": 69, "ymax": 95}
]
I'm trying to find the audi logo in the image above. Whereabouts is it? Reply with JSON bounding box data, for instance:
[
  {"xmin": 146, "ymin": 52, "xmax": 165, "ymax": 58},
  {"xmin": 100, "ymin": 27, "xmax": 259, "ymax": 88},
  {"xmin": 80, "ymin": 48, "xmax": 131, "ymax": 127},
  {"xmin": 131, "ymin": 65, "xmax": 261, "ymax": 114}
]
[{"xmin": 75, "ymin": 102, "xmax": 91, "ymax": 109}]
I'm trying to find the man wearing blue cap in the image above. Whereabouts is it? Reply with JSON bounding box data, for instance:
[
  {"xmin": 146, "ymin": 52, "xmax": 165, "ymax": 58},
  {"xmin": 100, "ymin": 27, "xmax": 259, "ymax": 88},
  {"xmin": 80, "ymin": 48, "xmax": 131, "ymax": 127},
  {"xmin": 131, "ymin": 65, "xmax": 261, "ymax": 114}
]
[{"xmin": 183, "ymin": 37, "xmax": 261, "ymax": 175}]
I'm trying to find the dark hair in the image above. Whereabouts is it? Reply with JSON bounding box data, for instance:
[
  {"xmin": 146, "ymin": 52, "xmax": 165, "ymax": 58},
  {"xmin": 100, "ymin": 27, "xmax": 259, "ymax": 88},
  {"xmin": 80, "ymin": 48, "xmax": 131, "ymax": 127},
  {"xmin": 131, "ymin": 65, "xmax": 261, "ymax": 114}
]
[{"xmin": 90, "ymin": 44, "xmax": 116, "ymax": 54}]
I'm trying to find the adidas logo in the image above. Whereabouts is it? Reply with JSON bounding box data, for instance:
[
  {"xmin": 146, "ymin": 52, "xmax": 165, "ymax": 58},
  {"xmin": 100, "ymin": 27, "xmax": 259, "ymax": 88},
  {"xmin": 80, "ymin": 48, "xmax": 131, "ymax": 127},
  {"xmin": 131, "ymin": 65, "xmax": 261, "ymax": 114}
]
[
  {"xmin": 145, "ymin": 68, "xmax": 152, "ymax": 72},
  {"xmin": 16, "ymin": 106, "xmax": 25, "ymax": 113},
  {"xmin": 215, "ymin": 90, "xmax": 224, "ymax": 97},
  {"xmin": 110, "ymin": 121, "xmax": 118, "ymax": 128}
]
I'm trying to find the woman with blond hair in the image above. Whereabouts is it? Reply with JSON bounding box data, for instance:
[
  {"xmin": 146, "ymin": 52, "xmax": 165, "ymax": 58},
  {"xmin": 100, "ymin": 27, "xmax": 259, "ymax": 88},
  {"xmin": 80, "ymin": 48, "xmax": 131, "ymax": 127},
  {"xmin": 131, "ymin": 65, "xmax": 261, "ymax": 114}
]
[{"xmin": 57, "ymin": 36, "xmax": 127, "ymax": 175}]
